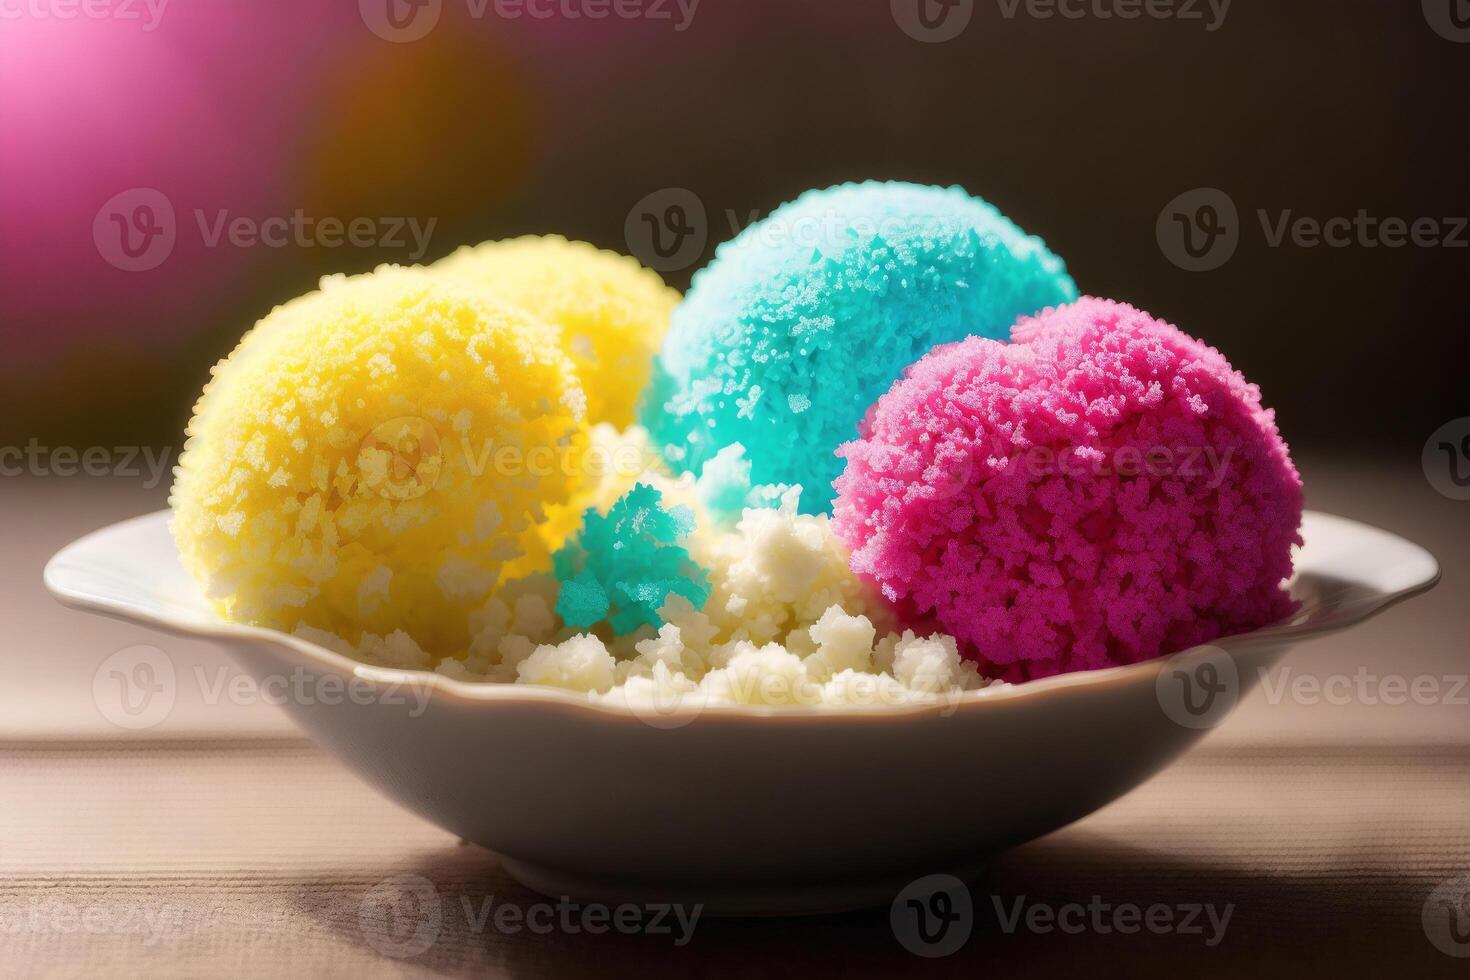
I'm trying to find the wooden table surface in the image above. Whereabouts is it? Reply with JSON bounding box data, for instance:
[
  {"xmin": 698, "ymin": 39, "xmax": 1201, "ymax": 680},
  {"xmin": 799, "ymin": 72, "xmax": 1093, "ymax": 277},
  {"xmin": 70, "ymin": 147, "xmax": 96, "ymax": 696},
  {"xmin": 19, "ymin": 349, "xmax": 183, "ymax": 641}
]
[{"xmin": 3, "ymin": 457, "xmax": 1468, "ymax": 977}]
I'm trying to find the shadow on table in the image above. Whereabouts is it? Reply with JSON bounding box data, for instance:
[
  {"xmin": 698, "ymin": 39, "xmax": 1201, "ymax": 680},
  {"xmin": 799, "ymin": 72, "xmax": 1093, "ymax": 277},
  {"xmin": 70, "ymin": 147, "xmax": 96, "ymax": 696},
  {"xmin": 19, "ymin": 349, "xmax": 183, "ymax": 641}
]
[{"xmin": 294, "ymin": 834, "xmax": 1465, "ymax": 979}]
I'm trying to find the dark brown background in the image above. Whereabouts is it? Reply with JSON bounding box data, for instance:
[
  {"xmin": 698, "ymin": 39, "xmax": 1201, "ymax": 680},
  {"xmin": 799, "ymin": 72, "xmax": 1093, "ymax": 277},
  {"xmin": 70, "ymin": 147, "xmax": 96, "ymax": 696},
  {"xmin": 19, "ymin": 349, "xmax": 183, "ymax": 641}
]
[{"xmin": 2, "ymin": 0, "xmax": 1465, "ymax": 457}]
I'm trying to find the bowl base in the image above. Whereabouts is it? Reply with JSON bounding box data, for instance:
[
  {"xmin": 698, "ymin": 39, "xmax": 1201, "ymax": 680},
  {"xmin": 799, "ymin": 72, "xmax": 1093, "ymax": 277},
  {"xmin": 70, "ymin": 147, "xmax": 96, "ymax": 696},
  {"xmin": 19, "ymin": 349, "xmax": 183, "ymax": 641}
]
[{"xmin": 497, "ymin": 854, "xmax": 990, "ymax": 917}]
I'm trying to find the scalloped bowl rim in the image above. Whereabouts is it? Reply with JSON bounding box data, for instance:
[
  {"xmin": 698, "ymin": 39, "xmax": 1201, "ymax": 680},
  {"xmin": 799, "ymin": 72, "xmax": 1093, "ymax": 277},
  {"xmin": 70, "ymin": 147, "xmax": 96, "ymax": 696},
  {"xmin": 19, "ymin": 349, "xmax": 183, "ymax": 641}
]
[{"xmin": 44, "ymin": 508, "xmax": 1440, "ymax": 724}]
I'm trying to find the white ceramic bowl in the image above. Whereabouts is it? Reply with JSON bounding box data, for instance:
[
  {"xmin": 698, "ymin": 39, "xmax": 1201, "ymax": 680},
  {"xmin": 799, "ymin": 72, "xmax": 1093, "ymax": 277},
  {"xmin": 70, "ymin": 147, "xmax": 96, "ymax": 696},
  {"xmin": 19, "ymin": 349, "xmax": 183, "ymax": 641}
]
[{"xmin": 45, "ymin": 510, "xmax": 1437, "ymax": 914}]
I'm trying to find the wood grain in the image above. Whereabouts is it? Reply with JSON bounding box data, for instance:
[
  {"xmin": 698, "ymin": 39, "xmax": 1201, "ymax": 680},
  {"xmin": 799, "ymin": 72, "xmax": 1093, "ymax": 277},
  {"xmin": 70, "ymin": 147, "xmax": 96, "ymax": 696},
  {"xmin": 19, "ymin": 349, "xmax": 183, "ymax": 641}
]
[{"xmin": 2, "ymin": 740, "xmax": 1467, "ymax": 978}]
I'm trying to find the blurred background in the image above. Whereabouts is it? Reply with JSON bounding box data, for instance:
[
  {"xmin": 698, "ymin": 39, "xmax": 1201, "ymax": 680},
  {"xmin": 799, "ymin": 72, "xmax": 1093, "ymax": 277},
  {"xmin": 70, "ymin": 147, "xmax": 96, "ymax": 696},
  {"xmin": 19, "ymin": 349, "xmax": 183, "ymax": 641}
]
[
  {"xmin": 3, "ymin": 3, "xmax": 1469, "ymax": 974},
  {"xmin": 2, "ymin": 0, "xmax": 1466, "ymax": 453}
]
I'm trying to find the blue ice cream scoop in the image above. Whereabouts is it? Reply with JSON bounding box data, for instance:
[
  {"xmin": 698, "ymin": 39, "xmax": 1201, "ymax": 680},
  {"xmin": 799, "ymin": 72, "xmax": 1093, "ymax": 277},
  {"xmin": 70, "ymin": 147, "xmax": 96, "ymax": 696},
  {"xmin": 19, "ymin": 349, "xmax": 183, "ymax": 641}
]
[{"xmin": 641, "ymin": 180, "xmax": 1078, "ymax": 514}]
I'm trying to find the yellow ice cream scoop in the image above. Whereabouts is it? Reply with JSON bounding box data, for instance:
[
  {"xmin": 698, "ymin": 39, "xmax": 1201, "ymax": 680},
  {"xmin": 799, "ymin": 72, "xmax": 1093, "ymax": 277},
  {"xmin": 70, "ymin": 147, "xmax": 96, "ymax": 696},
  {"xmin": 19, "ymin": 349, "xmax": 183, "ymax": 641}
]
[
  {"xmin": 431, "ymin": 236, "xmax": 679, "ymax": 429},
  {"xmin": 169, "ymin": 265, "xmax": 589, "ymax": 659}
]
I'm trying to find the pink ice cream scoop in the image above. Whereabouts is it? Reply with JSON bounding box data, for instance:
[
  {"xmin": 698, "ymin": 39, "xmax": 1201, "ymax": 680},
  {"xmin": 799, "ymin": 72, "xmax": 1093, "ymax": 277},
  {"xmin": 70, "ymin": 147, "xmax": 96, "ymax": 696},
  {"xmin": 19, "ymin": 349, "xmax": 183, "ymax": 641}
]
[{"xmin": 831, "ymin": 297, "xmax": 1304, "ymax": 680}]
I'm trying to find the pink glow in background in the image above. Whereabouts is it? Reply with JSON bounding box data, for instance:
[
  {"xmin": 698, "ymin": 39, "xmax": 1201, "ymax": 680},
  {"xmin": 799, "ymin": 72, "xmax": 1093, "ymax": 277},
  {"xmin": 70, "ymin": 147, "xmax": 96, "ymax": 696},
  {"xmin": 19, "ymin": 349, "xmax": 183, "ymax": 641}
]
[{"xmin": 0, "ymin": 0, "xmax": 1462, "ymax": 455}]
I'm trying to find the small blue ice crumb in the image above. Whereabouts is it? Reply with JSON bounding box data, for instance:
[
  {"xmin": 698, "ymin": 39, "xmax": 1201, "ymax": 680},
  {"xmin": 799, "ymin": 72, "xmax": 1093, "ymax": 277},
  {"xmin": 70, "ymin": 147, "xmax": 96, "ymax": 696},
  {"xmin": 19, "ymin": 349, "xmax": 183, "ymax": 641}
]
[
  {"xmin": 552, "ymin": 483, "xmax": 711, "ymax": 635},
  {"xmin": 694, "ymin": 443, "xmax": 791, "ymax": 525}
]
